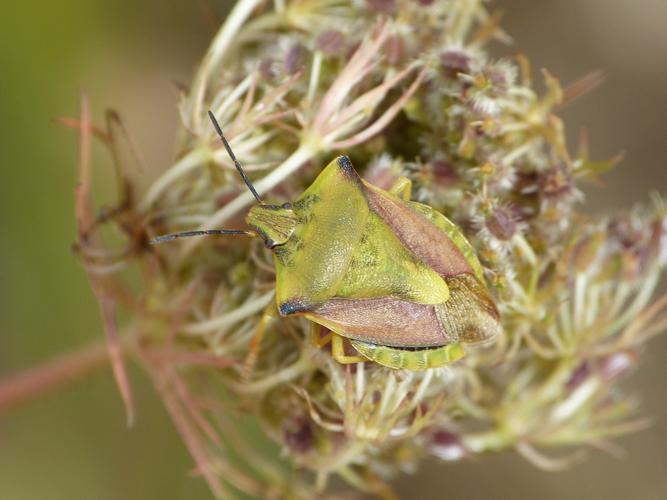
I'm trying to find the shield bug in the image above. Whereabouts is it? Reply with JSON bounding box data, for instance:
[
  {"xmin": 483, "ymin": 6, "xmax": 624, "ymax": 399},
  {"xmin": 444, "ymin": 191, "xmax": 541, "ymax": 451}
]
[{"xmin": 152, "ymin": 111, "xmax": 502, "ymax": 370}]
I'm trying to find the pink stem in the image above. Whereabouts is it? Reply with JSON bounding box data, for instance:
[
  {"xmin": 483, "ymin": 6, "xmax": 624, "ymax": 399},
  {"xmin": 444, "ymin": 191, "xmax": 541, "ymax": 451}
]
[{"xmin": 0, "ymin": 341, "xmax": 111, "ymax": 414}]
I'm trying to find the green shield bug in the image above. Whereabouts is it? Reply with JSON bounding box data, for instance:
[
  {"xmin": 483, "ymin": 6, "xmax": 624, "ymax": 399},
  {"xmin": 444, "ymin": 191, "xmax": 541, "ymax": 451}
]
[{"xmin": 152, "ymin": 111, "xmax": 502, "ymax": 371}]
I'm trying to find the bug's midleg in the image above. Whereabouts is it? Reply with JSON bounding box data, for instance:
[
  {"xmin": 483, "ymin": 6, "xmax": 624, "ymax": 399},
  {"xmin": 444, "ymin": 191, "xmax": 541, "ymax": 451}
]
[{"xmin": 331, "ymin": 334, "xmax": 367, "ymax": 364}]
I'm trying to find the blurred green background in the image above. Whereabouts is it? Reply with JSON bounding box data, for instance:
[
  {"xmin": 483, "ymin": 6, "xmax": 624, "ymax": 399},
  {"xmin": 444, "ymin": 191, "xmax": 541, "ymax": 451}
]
[{"xmin": 0, "ymin": 1, "xmax": 665, "ymax": 498}]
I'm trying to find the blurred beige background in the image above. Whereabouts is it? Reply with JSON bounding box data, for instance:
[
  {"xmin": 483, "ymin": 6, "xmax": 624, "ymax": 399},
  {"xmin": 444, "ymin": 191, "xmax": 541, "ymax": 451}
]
[{"xmin": 0, "ymin": 1, "xmax": 665, "ymax": 498}]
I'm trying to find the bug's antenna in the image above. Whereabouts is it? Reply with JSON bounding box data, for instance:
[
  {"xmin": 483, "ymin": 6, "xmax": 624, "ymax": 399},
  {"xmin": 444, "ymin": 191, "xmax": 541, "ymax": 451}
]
[
  {"xmin": 150, "ymin": 229, "xmax": 256, "ymax": 245},
  {"xmin": 208, "ymin": 110, "xmax": 263, "ymax": 204}
]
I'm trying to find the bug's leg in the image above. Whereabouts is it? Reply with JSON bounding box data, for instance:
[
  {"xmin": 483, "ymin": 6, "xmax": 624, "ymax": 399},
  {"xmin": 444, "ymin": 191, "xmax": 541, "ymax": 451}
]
[
  {"xmin": 388, "ymin": 176, "xmax": 412, "ymax": 201},
  {"xmin": 331, "ymin": 334, "xmax": 367, "ymax": 364},
  {"xmin": 310, "ymin": 322, "xmax": 332, "ymax": 348},
  {"xmin": 242, "ymin": 305, "xmax": 276, "ymax": 380}
]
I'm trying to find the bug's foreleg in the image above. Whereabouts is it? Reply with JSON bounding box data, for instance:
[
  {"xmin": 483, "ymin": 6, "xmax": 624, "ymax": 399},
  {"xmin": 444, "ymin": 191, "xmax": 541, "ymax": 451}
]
[
  {"xmin": 331, "ymin": 334, "xmax": 368, "ymax": 365},
  {"xmin": 242, "ymin": 305, "xmax": 277, "ymax": 381}
]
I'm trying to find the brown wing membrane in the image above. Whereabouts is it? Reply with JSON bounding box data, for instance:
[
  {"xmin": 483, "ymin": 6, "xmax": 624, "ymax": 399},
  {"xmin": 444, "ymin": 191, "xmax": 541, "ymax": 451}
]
[
  {"xmin": 363, "ymin": 183, "xmax": 473, "ymax": 278},
  {"xmin": 306, "ymin": 296, "xmax": 455, "ymax": 347},
  {"xmin": 306, "ymin": 274, "xmax": 501, "ymax": 348},
  {"xmin": 436, "ymin": 274, "xmax": 501, "ymax": 344}
]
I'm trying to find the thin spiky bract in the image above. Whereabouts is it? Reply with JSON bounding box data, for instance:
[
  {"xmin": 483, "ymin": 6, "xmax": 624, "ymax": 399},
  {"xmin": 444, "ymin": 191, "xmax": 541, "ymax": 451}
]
[{"xmin": 74, "ymin": 0, "xmax": 667, "ymax": 497}]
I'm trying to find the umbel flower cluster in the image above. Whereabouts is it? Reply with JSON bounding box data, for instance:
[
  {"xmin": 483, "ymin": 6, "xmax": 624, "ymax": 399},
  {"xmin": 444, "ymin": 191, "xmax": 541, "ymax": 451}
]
[{"xmin": 72, "ymin": 0, "xmax": 667, "ymax": 497}]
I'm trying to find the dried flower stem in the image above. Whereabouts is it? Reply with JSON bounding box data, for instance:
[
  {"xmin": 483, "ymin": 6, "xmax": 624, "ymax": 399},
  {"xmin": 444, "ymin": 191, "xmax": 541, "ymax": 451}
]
[
  {"xmin": 75, "ymin": 93, "xmax": 136, "ymax": 425},
  {"xmin": 0, "ymin": 341, "xmax": 112, "ymax": 413}
]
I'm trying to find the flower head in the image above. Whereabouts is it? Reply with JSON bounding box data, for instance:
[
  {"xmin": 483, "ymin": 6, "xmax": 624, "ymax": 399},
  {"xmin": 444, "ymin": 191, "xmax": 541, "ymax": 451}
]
[{"xmin": 73, "ymin": 0, "xmax": 667, "ymax": 497}]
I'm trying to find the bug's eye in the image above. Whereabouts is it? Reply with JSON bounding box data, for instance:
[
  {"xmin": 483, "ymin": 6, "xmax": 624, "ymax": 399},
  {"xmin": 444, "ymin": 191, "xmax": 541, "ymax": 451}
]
[
  {"xmin": 265, "ymin": 239, "xmax": 277, "ymax": 249},
  {"xmin": 281, "ymin": 202, "xmax": 292, "ymax": 209}
]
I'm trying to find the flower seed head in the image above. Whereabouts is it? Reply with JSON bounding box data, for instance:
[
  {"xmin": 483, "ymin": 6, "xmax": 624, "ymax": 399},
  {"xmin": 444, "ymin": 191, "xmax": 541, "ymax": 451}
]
[
  {"xmin": 283, "ymin": 415, "xmax": 315, "ymax": 454},
  {"xmin": 429, "ymin": 430, "xmax": 467, "ymax": 461},
  {"xmin": 317, "ymin": 30, "xmax": 346, "ymax": 55},
  {"xmin": 285, "ymin": 43, "xmax": 307, "ymax": 75},
  {"xmin": 485, "ymin": 205, "xmax": 517, "ymax": 241}
]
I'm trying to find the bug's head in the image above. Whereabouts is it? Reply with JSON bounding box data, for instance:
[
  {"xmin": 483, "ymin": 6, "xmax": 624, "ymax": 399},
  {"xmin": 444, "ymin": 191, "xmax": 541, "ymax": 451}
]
[
  {"xmin": 246, "ymin": 203, "xmax": 297, "ymax": 249},
  {"xmin": 150, "ymin": 112, "xmax": 298, "ymax": 248}
]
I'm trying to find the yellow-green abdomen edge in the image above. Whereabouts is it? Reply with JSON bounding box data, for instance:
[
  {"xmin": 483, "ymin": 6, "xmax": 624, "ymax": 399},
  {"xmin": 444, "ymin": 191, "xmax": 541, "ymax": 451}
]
[{"xmin": 350, "ymin": 340, "xmax": 465, "ymax": 370}]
